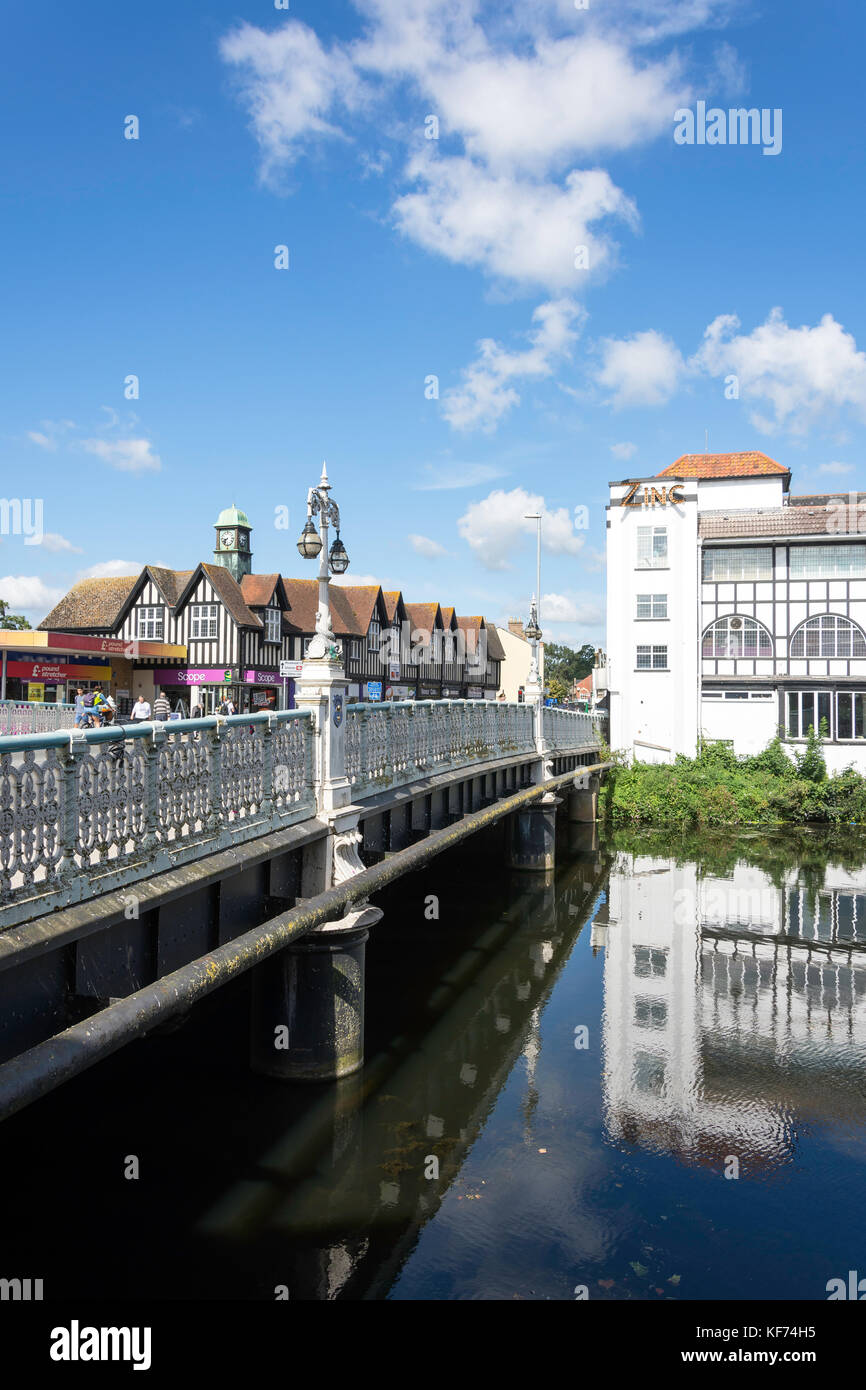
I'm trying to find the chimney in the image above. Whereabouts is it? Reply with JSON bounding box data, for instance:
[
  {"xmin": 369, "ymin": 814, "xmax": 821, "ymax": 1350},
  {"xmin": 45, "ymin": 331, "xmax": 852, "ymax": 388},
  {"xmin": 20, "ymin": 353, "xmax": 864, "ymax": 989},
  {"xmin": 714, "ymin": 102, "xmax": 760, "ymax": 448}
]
[{"xmin": 508, "ymin": 617, "xmax": 525, "ymax": 638}]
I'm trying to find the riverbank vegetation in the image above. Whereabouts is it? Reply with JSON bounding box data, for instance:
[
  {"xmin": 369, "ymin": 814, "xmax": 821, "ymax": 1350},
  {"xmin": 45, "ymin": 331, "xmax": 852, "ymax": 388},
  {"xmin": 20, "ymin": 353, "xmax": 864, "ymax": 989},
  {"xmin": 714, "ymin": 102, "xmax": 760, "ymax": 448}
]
[{"xmin": 602, "ymin": 724, "xmax": 866, "ymax": 828}]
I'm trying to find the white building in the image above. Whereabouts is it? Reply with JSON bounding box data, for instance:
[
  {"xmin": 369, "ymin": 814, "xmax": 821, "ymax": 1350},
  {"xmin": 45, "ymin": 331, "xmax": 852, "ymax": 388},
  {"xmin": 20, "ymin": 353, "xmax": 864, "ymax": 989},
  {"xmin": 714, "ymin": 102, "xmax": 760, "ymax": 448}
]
[
  {"xmin": 606, "ymin": 451, "xmax": 866, "ymax": 772},
  {"xmin": 494, "ymin": 619, "xmax": 544, "ymax": 703}
]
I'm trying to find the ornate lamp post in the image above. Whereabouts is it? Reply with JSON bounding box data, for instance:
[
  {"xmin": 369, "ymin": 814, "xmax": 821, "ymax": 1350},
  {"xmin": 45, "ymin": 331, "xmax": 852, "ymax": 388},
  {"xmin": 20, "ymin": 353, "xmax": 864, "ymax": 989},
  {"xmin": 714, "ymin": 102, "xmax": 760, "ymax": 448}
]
[
  {"xmin": 296, "ymin": 462, "xmax": 350, "ymax": 661},
  {"xmin": 524, "ymin": 512, "xmax": 543, "ymax": 697}
]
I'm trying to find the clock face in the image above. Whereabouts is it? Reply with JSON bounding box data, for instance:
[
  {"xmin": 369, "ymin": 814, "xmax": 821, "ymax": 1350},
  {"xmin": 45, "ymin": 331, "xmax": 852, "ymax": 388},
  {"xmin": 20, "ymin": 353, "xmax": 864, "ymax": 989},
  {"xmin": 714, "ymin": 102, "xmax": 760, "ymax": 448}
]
[
  {"xmin": 238, "ymin": 533, "xmax": 248, "ymax": 549},
  {"xmin": 220, "ymin": 530, "xmax": 234, "ymax": 549}
]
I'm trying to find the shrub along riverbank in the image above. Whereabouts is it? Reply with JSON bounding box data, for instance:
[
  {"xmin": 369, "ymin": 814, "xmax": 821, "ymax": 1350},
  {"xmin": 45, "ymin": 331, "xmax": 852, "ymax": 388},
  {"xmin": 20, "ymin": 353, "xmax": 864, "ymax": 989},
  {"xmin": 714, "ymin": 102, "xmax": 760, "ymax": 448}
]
[{"xmin": 601, "ymin": 725, "xmax": 866, "ymax": 828}]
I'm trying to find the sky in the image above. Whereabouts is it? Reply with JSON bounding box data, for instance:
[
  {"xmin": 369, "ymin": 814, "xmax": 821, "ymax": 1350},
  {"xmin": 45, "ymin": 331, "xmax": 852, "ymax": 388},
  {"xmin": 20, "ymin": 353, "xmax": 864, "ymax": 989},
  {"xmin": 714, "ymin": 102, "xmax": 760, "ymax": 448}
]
[{"xmin": 2, "ymin": 0, "xmax": 866, "ymax": 646}]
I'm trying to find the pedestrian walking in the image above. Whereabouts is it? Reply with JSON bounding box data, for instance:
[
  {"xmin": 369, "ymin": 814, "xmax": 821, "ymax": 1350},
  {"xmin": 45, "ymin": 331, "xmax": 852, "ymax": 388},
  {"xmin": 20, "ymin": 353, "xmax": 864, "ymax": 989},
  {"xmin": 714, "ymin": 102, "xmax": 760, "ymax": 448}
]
[
  {"xmin": 130, "ymin": 694, "xmax": 152, "ymax": 722},
  {"xmin": 73, "ymin": 688, "xmax": 87, "ymax": 728},
  {"xmin": 153, "ymin": 691, "xmax": 171, "ymax": 721}
]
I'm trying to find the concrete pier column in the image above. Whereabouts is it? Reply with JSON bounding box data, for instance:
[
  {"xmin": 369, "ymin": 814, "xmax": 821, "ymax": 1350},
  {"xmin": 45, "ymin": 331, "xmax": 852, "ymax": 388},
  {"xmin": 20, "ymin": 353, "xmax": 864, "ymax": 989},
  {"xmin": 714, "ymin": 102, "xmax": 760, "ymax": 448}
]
[
  {"xmin": 507, "ymin": 794, "xmax": 560, "ymax": 871},
  {"xmin": 568, "ymin": 773, "xmax": 599, "ymax": 823},
  {"xmin": 250, "ymin": 904, "xmax": 382, "ymax": 1082}
]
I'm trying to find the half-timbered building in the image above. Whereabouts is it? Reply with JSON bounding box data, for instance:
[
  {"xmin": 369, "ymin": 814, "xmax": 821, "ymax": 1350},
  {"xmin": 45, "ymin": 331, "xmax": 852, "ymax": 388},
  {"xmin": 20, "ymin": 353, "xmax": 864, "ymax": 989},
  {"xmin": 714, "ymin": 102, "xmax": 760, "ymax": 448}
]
[{"xmin": 607, "ymin": 452, "xmax": 866, "ymax": 771}]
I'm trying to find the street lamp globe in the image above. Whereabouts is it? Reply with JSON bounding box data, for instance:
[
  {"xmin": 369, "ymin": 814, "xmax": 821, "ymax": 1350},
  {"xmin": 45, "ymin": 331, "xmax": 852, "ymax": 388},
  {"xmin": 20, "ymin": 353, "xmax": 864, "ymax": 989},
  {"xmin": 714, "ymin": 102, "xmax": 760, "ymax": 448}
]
[
  {"xmin": 329, "ymin": 533, "xmax": 350, "ymax": 574},
  {"xmin": 297, "ymin": 519, "xmax": 322, "ymax": 559}
]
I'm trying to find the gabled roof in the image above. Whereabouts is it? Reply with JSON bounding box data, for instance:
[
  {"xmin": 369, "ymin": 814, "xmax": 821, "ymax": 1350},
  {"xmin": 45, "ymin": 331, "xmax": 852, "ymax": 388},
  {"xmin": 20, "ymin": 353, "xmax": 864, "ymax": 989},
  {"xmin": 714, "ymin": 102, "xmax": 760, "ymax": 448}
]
[
  {"xmin": 382, "ymin": 590, "xmax": 404, "ymax": 623},
  {"xmin": 241, "ymin": 573, "xmax": 286, "ymax": 610},
  {"xmin": 199, "ymin": 563, "xmax": 262, "ymax": 628},
  {"xmin": 455, "ymin": 614, "xmax": 505, "ymax": 661},
  {"xmin": 145, "ymin": 566, "xmax": 193, "ymax": 607},
  {"xmin": 38, "ymin": 575, "xmax": 139, "ymax": 632},
  {"xmin": 657, "ymin": 451, "xmax": 789, "ymax": 480},
  {"xmin": 440, "ymin": 605, "xmax": 458, "ymax": 630},
  {"xmin": 333, "ymin": 584, "xmax": 385, "ymax": 634},
  {"xmin": 280, "ymin": 578, "xmax": 382, "ymax": 638},
  {"xmin": 405, "ymin": 602, "xmax": 443, "ymax": 634}
]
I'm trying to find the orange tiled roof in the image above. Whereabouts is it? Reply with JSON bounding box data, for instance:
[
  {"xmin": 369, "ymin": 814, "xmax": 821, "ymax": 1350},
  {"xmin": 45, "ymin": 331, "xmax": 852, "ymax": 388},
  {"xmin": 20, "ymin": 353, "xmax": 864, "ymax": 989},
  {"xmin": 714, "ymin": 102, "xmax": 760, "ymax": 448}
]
[{"xmin": 657, "ymin": 451, "xmax": 789, "ymax": 479}]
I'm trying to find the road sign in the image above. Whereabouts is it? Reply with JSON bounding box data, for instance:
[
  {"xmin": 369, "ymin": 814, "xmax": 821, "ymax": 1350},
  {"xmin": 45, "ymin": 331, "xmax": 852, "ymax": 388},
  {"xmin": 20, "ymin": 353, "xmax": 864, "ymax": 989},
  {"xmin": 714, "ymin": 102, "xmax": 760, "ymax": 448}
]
[{"xmin": 280, "ymin": 660, "xmax": 303, "ymax": 678}]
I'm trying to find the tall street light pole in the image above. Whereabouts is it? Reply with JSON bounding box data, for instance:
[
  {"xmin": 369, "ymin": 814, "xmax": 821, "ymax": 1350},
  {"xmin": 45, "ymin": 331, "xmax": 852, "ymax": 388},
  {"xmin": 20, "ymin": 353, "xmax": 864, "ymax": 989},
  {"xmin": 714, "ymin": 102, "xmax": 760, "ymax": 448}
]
[
  {"xmin": 296, "ymin": 462, "xmax": 350, "ymax": 661},
  {"xmin": 524, "ymin": 512, "xmax": 542, "ymax": 693}
]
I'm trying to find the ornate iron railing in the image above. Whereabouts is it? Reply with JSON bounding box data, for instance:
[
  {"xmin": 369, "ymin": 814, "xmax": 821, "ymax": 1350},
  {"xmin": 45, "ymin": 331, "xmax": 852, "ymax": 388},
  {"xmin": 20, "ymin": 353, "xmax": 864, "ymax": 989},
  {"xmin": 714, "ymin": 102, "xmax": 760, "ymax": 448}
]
[
  {"xmin": 0, "ymin": 710, "xmax": 315, "ymax": 924},
  {"xmin": 345, "ymin": 699, "xmax": 538, "ymax": 798},
  {"xmin": 0, "ymin": 700, "xmax": 77, "ymax": 736},
  {"xmin": 542, "ymin": 705, "xmax": 604, "ymax": 752},
  {"xmin": 0, "ymin": 698, "xmax": 604, "ymax": 926}
]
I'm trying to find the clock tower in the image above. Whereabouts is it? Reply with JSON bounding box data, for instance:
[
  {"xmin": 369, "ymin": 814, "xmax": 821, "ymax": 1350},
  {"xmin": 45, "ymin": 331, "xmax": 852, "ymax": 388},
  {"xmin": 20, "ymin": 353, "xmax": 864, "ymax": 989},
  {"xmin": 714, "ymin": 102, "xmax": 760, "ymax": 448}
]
[{"xmin": 213, "ymin": 504, "xmax": 253, "ymax": 582}]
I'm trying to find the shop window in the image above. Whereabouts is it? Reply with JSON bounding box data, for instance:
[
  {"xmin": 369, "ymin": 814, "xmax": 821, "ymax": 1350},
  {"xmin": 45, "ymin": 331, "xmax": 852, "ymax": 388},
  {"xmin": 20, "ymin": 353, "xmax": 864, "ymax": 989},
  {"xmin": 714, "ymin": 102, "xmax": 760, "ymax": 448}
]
[
  {"xmin": 786, "ymin": 690, "xmax": 832, "ymax": 739},
  {"xmin": 835, "ymin": 692, "xmax": 866, "ymax": 740}
]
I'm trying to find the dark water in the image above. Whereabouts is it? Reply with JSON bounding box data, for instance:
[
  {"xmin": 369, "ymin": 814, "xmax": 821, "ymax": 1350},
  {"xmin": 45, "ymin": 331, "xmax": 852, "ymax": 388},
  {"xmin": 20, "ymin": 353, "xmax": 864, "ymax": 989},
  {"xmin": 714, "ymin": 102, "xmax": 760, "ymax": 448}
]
[{"xmin": 2, "ymin": 822, "xmax": 865, "ymax": 1301}]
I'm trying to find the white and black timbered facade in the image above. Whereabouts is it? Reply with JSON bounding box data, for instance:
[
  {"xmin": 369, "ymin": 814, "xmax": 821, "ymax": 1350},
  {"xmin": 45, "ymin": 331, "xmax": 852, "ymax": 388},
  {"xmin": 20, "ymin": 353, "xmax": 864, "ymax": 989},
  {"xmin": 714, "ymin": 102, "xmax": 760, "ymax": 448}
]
[
  {"xmin": 39, "ymin": 506, "xmax": 507, "ymax": 712},
  {"xmin": 607, "ymin": 453, "xmax": 866, "ymax": 772}
]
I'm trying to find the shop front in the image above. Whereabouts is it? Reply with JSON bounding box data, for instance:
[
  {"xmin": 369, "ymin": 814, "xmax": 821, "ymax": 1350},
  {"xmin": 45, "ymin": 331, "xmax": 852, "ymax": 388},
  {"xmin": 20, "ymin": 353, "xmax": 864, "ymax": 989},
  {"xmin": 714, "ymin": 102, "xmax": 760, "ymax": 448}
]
[
  {"xmin": 3, "ymin": 658, "xmax": 112, "ymax": 704},
  {"xmin": 441, "ymin": 684, "xmax": 462, "ymax": 700},
  {"xmin": 242, "ymin": 668, "xmax": 285, "ymax": 713},
  {"xmin": 418, "ymin": 682, "xmax": 441, "ymax": 701},
  {"xmin": 151, "ymin": 666, "xmax": 240, "ymax": 715}
]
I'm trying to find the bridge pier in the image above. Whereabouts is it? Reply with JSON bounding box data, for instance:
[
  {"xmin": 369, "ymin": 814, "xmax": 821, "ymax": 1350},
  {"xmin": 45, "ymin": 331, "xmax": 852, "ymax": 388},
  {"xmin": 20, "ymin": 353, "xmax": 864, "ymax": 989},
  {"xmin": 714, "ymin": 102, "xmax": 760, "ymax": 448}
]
[
  {"xmin": 568, "ymin": 773, "xmax": 600, "ymax": 824},
  {"xmin": 507, "ymin": 794, "xmax": 561, "ymax": 872},
  {"xmin": 250, "ymin": 905, "xmax": 381, "ymax": 1082}
]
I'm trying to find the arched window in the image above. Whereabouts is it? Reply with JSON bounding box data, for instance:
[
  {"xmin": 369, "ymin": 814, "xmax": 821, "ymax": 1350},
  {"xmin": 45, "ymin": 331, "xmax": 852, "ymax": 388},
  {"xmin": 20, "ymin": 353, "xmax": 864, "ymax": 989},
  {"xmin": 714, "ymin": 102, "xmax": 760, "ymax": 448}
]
[
  {"xmin": 790, "ymin": 615, "xmax": 866, "ymax": 659},
  {"xmin": 702, "ymin": 615, "xmax": 773, "ymax": 659}
]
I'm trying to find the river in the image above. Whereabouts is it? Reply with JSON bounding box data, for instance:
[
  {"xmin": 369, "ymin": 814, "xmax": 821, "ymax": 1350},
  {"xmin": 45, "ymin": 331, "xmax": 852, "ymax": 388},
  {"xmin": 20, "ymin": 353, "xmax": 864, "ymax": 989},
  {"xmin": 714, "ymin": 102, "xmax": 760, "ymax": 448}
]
[{"xmin": 1, "ymin": 820, "xmax": 864, "ymax": 1301}]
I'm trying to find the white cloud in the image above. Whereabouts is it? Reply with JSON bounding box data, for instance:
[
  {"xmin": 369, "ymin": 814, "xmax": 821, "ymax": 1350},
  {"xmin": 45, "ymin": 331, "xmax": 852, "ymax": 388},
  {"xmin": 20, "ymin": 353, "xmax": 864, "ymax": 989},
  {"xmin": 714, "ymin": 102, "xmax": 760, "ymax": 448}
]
[
  {"xmin": 27, "ymin": 431, "xmax": 55, "ymax": 451},
  {"xmin": 81, "ymin": 438, "xmax": 162, "ymax": 472},
  {"xmin": 219, "ymin": 20, "xmax": 368, "ymax": 181},
  {"xmin": 596, "ymin": 329, "xmax": 685, "ymax": 408},
  {"xmin": 414, "ymin": 462, "xmax": 507, "ymax": 490},
  {"xmin": 424, "ymin": 35, "xmax": 688, "ymax": 175},
  {"xmin": 395, "ymin": 156, "xmax": 636, "ymax": 292},
  {"xmin": 540, "ymin": 592, "xmax": 604, "ymax": 626},
  {"xmin": 39, "ymin": 533, "xmax": 83, "ymax": 554},
  {"xmin": 78, "ymin": 560, "xmax": 143, "ymax": 579},
  {"xmin": 218, "ymin": 4, "xmax": 746, "ymax": 293},
  {"xmin": 818, "ymin": 461, "xmax": 854, "ymax": 476},
  {"xmin": 443, "ymin": 298, "xmax": 584, "ymax": 432},
  {"xmin": 0, "ymin": 575, "xmax": 64, "ymax": 614},
  {"xmin": 610, "ymin": 441, "xmax": 638, "ymax": 460},
  {"xmin": 693, "ymin": 309, "xmax": 866, "ymax": 436},
  {"xmin": 458, "ymin": 486, "xmax": 584, "ymax": 571},
  {"xmin": 409, "ymin": 534, "xmax": 449, "ymax": 558}
]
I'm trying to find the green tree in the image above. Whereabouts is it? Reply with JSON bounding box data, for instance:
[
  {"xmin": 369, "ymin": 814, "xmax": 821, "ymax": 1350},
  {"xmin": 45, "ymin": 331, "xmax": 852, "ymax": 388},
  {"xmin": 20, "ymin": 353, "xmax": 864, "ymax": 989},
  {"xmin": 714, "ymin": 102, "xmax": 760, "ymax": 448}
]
[
  {"xmin": 544, "ymin": 641, "xmax": 596, "ymax": 685},
  {"xmin": 0, "ymin": 598, "xmax": 30, "ymax": 630},
  {"xmin": 547, "ymin": 675, "xmax": 569, "ymax": 703}
]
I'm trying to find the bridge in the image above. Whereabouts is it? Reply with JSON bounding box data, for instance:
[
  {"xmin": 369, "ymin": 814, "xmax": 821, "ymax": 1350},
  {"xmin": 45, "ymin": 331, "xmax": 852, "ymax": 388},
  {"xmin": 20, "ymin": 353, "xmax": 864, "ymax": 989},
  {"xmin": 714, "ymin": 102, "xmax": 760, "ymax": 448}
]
[{"xmin": 0, "ymin": 677, "xmax": 605, "ymax": 1120}]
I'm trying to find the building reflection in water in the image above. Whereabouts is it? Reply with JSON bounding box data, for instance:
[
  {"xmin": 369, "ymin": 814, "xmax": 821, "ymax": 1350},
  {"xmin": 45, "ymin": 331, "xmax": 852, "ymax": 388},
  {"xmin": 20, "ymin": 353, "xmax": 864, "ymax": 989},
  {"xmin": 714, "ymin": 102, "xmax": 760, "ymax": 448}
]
[{"xmin": 598, "ymin": 847, "xmax": 866, "ymax": 1170}]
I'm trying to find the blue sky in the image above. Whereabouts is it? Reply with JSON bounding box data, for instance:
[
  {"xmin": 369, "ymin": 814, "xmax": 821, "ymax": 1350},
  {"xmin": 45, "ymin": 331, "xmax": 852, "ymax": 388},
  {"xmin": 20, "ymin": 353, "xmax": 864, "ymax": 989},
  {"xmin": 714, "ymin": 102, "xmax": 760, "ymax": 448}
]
[{"xmin": 2, "ymin": 0, "xmax": 865, "ymax": 644}]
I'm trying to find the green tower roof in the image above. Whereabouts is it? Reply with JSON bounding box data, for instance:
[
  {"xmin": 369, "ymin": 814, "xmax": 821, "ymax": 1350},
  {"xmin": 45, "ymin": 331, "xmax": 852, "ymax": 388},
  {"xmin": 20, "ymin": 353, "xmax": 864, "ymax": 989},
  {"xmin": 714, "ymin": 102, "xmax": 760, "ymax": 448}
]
[{"xmin": 215, "ymin": 505, "xmax": 251, "ymax": 528}]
